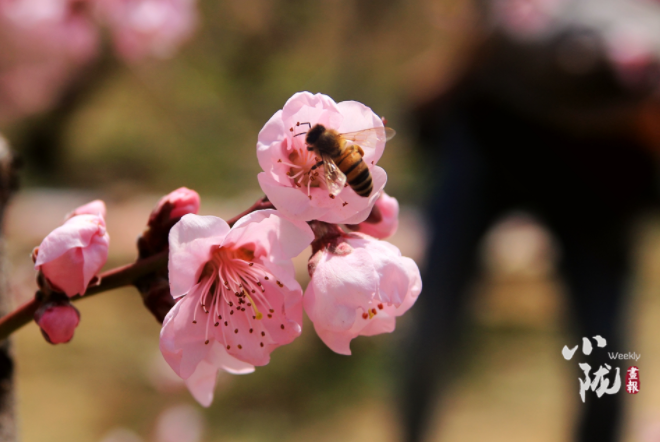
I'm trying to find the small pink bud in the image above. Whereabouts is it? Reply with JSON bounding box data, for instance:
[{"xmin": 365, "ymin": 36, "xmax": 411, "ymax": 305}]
[
  {"xmin": 34, "ymin": 299, "xmax": 80, "ymax": 344},
  {"xmin": 139, "ymin": 187, "xmax": 201, "ymax": 258},
  {"xmin": 347, "ymin": 191, "xmax": 399, "ymax": 239},
  {"xmin": 35, "ymin": 201, "xmax": 110, "ymax": 297},
  {"xmin": 149, "ymin": 187, "xmax": 200, "ymax": 225}
]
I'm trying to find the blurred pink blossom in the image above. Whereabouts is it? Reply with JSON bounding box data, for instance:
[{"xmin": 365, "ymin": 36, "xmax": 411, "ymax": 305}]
[
  {"xmin": 257, "ymin": 91, "xmax": 387, "ymax": 224},
  {"xmin": 34, "ymin": 297, "xmax": 81, "ymax": 344},
  {"xmin": 0, "ymin": 0, "xmax": 99, "ymax": 122},
  {"xmin": 153, "ymin": 404, "xmax": 204, "ymax": 442},
  {"xmin": 304, "ymin": 229, "xmax": 421, "ymax": 355},
  {"xmin": 98, "ymin": 0, "xmax": 198, "ymax": 62},
  {"xmin": 349, "ymin": 191, "xmax": 399, "ymax": 239},
  {"xmin": 35, "ymin": 201, "xmax": 109, "ymax": 297},
  {"xmin": 160, "ymin": 210, "xmax": 313, "ymax": 406}
]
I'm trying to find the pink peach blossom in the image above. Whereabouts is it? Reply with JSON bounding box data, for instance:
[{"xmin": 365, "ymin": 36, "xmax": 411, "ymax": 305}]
[
  {"xmin": 0, "ymin": 0, "xmax": 99, "ymax": 122},
  {"xmin": 34, "ymin": 297, "xmax": 80, "ymax": 344},
  {"xmin": 35, "ymin": 201, "xmax": 109, "ymax": 297},
  {"xmin": 304, "ymin": 230, "xmax": 421, "ymax": 355},
  {"xmin": 257, "ymin": 91, "xmax": 388, "ymax": 224},
  {"xmin": 98, "ymin": 0, "xmax": 198, "ymax": 62},
  {"xmin": 349, "ymin": 191, "xmax": 399, "ymax": 239},
  {"xmin": 150, "ymin": 187, "xmax": 200, "ymax": 223},
  {"xmin": 160, "ymin": 210, "xmax": 314, "ymax": 406}
]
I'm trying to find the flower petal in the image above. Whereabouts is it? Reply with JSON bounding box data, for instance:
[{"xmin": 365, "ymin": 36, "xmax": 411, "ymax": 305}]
[
  {"xmin": 35, "ymin": 215, "xmax": 105, "ymax": 267},
  {"xmin": 169, "ymin": 214, "xmax": 230, "ymax": 298},
  {"xmin": 304, "ymin": 247, "xmax": 377, "ymax": 332},
  {"xmin": 321, "ymin": 166, "xmax": 388, "ymax": 225},
  {"xmin": 336, "ymin": 100, "xmax": 386, "ymax": 164},
  {"xmin": 225, "ymin": 209, "xmax": 314, "ymax": 261},
  {"xmin": 39, "ymin": 248, "xmax": 86, "ymax": 296},
  {"xmin": 257, "ymin": 172, "xmax": 326, "ymax": 221}
]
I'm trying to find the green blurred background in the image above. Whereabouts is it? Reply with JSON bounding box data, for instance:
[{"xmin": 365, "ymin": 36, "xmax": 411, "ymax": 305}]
[{"xmin": 3, "ymin": 1, "xmax": 660, "ymax": 441}]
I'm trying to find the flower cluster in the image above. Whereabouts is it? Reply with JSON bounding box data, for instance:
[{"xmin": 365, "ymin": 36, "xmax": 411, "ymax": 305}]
[
  {"xmin": 28, "ymin": 92, "xmax": 421, "ymax": 407},
  {"xmin": 160, "ymin": 92, "xmax": 421, "ymax": 405}
]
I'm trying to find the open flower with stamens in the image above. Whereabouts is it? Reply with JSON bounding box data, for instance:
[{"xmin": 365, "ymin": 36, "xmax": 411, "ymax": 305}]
[
  {"xmin": 160, "ymin": 210, "xmax": 314, "ymax": 406},
  {"xmin": 304, "ymin": 225, "xmax": 421, "ymax": 355},
  {"xmin": 257, "ymin": 91, "xmax": 388, "ymax": 224}
]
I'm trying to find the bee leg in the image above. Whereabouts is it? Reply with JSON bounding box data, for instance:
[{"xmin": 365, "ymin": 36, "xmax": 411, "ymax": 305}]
[
  {"xmin": 357, "ymin": 146, "xmax": 365, "ymax": 157},
  {"xmin": 310, "ymin": 160, "xmax": 324, "ymax": 170}
]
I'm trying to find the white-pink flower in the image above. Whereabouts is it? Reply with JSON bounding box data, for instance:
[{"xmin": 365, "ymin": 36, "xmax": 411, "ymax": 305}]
[
  {"xmin": 35, "ymin": 201, "xmax": 110, "ymax": 297},
  {"xmin": 257, "ymin": 91, "xmax": 388, "ymax": 224},
  {"xmin": 160, "ymin": 210, "xmax": 314, "ymax": 406},
  {"xmin": 349, "ymin": 191, "xmax": 399, "ymax": 239},
  {"xmin": 304, "ymin": 230, "xmax": 421, "ymax": 355},
  {"xmin": 97, "ymin": 0, "xmax": 198, "ymax": 62}
]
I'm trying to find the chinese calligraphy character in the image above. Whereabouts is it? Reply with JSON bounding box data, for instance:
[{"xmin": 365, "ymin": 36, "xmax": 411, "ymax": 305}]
[
  {"xmin": 563, "ymin": 335, "xmax": 621, "ymax": 403},
  {"xmin": 625, "ymin": 366, "xmax": 640, "ymax": 394}
]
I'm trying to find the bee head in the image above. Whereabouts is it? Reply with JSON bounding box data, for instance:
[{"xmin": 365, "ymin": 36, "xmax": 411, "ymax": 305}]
[{"xmin": 305, "ymin": 124, "xmax": 325, "ymax": 146}]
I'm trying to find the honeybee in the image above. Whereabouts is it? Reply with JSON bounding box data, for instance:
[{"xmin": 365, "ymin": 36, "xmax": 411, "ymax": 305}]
[{"xmin": 296, "ymin": 123, "xmax": 396, "ymax": 197}]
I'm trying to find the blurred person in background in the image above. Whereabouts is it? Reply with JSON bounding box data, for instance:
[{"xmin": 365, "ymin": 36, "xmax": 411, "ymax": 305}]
[{"xmin": 400, "ymin": 0, "xmax": 660, "ymax": 441}]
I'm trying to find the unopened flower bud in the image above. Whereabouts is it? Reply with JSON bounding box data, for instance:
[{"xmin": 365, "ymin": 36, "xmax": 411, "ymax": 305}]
[
  {"xmin": 346, "ymin": 191, "xmax": 399, "ymax": 239},
  {"xmin": 35, "ymin": 201, "xmax": 110, "ymax": 297},
  {"xmin": 139, "ymin": 187, "xmax": 200, "ymax": 258},
  {"xmin": 34, "ymin": 296, "xmax": 80, "ymax": 344},
  {"xmin": 149, "ymin": 187, "xmax": 200, "ymax": 225},
  {"xmin": 66, "ymin": 199, "xmax": 106, "ymax": 219}
]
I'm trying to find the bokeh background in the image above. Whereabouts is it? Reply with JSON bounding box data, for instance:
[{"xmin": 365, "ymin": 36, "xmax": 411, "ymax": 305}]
[{"xmin": 3, "ymin": 0, "xmax": 660, "ymax": 441}]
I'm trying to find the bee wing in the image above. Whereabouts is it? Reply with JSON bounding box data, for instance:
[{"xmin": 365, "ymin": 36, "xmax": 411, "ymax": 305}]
[
  {"xmin": 321, "ymin": 153, "xmax": 346, "ymax": 197},
  {"xmin": 339, "ymin": 127, "xmax": 396, "ymax": 150}
]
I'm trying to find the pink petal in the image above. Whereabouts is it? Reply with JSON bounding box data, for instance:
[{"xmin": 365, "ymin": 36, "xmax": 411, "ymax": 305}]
[
  {"xmin": 354, "ymin": 236, "xmax": 409, "ymax": 306},
  {"xmin": 355, "ymin": 192, "xmax": 399, "ymax": 239},
  {"xmin": 152, "ymin": 187, "xmax": 200, "ymax": 221},
  {"xmin": 36, "ymin": 303, "xmax": 80, "ymax": 344},
  {"xmin": 280, "ymin": 92, "xmax": 343, "ymax": 130},
  {"xmin": 224, "ymin": 209, "xmax": 314, "ymax": 261},
  {"xmin": 81, "ymin": 232, "xmax": 110, "ymax": 289},
  {"xmin": 397, "ymin": 257, "xmax": 422, "ymax": 313},
  {"xmin": 184, "ymin": 342, "xmax": 253, "ymax": 407},
  {"xmin": 67, "ymin": 200, "xmax": 107, "ymax": 219},
  {"xmin": 336, "ymin": 100, "xmax": 386, "ymax": 165},
  {"xmin": 256, "ymin": 109, "xmax": 286, "ymax": 174},
  {"xmin": 161, "ymin": 286, "xmax": 209, "ymax": 378},
  {"xmin": 304, "ymin": 248, "xmax": 378, "ymax": 332},
  {"xmin": 39, "ymin": 248, "xmax": 86, "ymax": 296},
  {"xmin": 360, "ymin": 315, "xmax": 396, "ymax": 336},
  {"xmin": 35, "ymin": 215, "xmax": 106, "ymax": 267},
  {"xmin": 168, "ymin": 214, "xmax": 230, "ymax": 298},
  {"xmin": 212, "ymin": 278, "xmax": 302, "ymax": 367},
  {"xmin": 314, "ymin": 323, "xmax": 354, "ymax": 355},
  {"xmin": 318, "ymin": 166, "xmax": 388, "ymax": 224},
  {"xmin": 257, "ymin": 172, "xmax": 326, "ymax": 221}
]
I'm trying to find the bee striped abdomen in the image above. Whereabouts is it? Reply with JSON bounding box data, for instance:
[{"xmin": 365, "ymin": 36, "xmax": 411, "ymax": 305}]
[{"xmin": 336, "ymin": 145, "xmax": 373, "ymax": 197}]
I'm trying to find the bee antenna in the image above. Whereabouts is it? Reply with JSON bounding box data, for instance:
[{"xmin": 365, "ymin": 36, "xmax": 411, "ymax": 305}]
[{"xmin": 294, "ymin": 132, "xmax": 308, "ymax": 137}]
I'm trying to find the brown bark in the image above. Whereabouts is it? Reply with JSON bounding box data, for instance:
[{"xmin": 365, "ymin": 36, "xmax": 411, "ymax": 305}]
[{"xmin": 0, "ymin": 136, "xmax": 20, "ymax": 441}]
